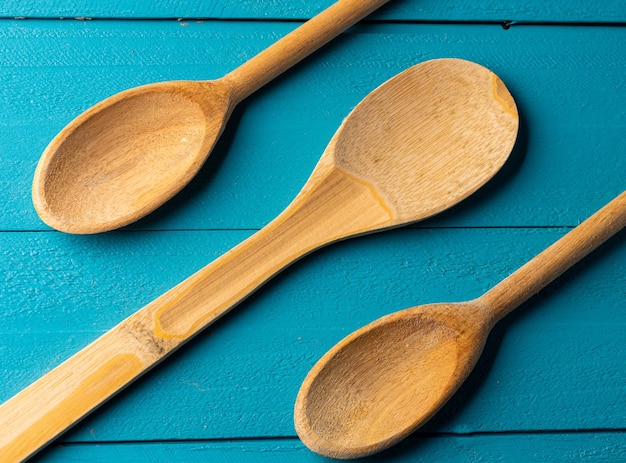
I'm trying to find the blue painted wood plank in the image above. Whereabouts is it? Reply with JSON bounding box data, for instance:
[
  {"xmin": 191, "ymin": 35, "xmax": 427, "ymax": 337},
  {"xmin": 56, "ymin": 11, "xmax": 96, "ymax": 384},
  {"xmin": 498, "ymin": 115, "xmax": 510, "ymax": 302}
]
[
  {"xmin": 1, "ymin": 0, "xmax": 625, "ymax": 22},
  {"xmin": 1, "ymin": 5, "xmax": 625, "ymax": 461},
  {"xmin": 1, "ymin": 227, "xmax": 624, "ymax": 443},
  {"xmin": 32, "ymin": 433, "xmax": 626, "ymax": 462},
  {"xmin": 0, "ymin": 20, "xmax": 624, "ymax": 231}
]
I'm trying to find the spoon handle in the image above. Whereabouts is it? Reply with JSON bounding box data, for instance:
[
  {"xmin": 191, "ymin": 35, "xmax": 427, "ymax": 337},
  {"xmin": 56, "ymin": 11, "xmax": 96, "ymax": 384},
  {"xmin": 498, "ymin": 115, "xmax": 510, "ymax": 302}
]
[
  {"xmin": 480, "ymin": 190, "xmax": 626, "ymax": 323},
  {"xmin": 0, "ymin": 168, "xmax": 390, "ymax": 462},
  {"xmin": 222, "ymin": 0, "xmax": 391, "ymax": 101}
]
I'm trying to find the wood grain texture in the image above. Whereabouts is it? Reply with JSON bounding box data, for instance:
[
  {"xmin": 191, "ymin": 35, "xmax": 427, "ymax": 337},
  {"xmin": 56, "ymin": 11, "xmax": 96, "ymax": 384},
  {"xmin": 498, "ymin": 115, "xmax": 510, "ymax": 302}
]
[
  {"xmin": 1, "ymin": 0, "xmax": 626, "ymax": 22},
  {"xmin": 0, "ymin": 1, "xmax": 624, "ymax": 461}
]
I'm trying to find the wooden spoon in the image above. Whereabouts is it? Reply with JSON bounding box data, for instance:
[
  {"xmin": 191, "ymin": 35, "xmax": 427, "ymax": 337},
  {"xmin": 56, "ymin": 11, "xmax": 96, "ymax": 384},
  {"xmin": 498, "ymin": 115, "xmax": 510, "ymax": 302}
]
[
  {"xmin": 1, "ymin": 58, "xmax": 517, "ymax": 462},
  {"xmin": 31, "ymin": 0, "xmax": 392, "ymax": 234},
  {"xmin": 294, "ymin": 190, "xmax": 626, "ymax": 460}
]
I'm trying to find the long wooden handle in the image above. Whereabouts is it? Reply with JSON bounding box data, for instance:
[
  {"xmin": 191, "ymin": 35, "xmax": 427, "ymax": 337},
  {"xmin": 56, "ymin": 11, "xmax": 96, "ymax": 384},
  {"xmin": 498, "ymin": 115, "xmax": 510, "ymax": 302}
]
[
  {"xmin": 0, "ymin": 168, "xmax": 390, "ymax": 462},
  {"xmin": 222, "ymin": 0, "xmax": 391, "ymax": 101},
  {"xmin": 480, "ymin": 191, "xmax": 626, "ymax": 323}
]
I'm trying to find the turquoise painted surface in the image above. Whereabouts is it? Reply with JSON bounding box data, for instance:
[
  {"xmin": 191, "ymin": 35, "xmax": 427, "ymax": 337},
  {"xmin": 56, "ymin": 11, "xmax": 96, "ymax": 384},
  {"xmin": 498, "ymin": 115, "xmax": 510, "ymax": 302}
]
[
  {"xmin": 31, "ymin": 433, "xmax": 626, "ymax": 462},
  {"xmin": 0, "ymin": 1, "xmax": 624, "ymax": 461},
  {"xmin": 1, "ymin": 228, "xmax": 625, "ymax": 442},
  {"xmin": 1, "ymin": 0, "xmax": 626, "ymax": 22}
]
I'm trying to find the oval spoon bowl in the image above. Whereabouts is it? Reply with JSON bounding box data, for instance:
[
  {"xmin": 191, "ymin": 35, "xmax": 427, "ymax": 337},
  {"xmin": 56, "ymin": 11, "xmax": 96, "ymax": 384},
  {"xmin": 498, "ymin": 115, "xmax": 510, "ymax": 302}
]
[
  {"xmin": 295, "ymin": 304, "xmax": 484, "ymax": 458},
  {"xmin": 32, "ymin": 81, "xmax": 232, "ymax": 234}
]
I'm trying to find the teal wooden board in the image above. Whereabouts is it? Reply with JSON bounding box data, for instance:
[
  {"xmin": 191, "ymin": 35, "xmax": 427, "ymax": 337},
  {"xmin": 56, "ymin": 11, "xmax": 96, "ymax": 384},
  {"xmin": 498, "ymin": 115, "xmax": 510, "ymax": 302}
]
[
  {"xmin": 0, "ymin": 227, "xmax": 624, "ymax": 444},
  {"xmin": 1, "ymin": 1, "xmax": 625, "ymax": 461},
  {"xmin": 0, "ymin": 20, "xmax": 624, "ymax": 231},
  {"xmin": 31, "ymin": 433, "xmax": 626, "ymax": 462},
  {"xmin": 1, "ymin": 0, "xmax": 626, "ymax": 22}
]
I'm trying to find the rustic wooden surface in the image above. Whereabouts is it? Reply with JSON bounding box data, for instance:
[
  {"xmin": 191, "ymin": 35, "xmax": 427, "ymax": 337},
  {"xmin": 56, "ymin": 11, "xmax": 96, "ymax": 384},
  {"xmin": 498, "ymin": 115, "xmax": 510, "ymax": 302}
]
[{"xmin": 0, "ymin": 1, "xmax": 624, "ymax": 461}]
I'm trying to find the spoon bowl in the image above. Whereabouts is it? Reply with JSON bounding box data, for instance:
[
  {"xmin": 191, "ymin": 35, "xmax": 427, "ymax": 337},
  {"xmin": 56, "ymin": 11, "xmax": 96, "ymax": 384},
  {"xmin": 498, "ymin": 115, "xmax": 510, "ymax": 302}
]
[
  {"xmin": 295, "ymin": 302, "xmax": 490, "ymax": 459},
  {"xmin": 294, "ymin": 191, "xmax": 626, "ymax": 459},
  {"xmin": 329, "ymin": 59, "xmax": 518, "ymax": 224},
  {"xmin": 33, "ymin": 81, "xmax": 232, "ymax": 234}
]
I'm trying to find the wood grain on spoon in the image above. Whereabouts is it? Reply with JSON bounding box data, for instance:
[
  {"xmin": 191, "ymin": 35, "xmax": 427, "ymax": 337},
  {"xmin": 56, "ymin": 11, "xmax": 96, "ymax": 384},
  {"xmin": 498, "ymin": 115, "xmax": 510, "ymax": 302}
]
[
  {"xmin": 32, "ymin": 0, "xmax": 393, "ymax": 234},
  {"xmin": 294, "ymin": 191, "xmax": 626, "ymax": 459},
  {"xmin": 2, "ymin": 59, "xmax": 517, "ymax": 462}
]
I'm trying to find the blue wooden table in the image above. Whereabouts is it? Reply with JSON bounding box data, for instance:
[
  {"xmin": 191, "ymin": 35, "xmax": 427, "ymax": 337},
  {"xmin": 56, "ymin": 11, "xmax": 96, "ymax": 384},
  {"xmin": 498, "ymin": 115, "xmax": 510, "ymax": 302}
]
[{"xmin": 1, "ymin": 1, "xmax": 625, "ymax": 461}]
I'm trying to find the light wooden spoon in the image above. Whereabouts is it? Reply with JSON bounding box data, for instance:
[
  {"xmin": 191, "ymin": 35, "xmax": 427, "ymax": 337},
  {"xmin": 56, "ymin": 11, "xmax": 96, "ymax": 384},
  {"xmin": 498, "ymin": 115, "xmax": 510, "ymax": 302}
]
[
  {"xmin": 294, "ymin": 190, "xmax": 626, "ymax": 460},
  {"xmin": 1, "ymin": 58, "xmax": 517, "ymax": 462},
  {"xmin": 31, "ymin": 0, "xmax": 392, "ymax": 234}
]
